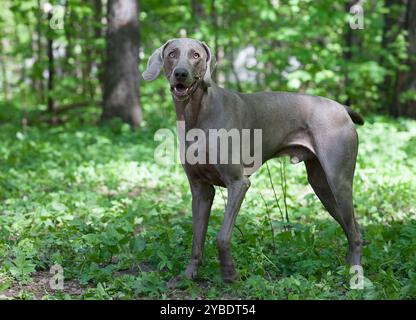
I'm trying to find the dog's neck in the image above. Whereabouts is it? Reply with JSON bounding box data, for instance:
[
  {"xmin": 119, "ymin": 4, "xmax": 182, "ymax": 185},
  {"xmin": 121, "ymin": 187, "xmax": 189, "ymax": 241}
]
[{"xmin": 173, "ymin": 83, "xmax": 207, "ymax": 129}]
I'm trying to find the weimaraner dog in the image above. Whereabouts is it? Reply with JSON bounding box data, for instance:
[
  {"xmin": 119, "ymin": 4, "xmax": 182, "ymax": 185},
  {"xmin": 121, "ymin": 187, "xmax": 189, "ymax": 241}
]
[{"xmin": 142, "ymin": 38, "xmax": 363, "ymax": 282}]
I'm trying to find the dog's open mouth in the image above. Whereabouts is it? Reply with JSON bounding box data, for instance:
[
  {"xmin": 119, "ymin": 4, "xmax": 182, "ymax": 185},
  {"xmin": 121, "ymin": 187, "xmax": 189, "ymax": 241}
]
[{"xmin": 171, "ymin": 82, "xmax": 197, "ymax": 99}]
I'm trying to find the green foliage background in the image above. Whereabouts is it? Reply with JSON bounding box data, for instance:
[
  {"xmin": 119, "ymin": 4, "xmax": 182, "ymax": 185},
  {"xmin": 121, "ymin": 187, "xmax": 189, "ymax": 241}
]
[{"xmin": 0, "ymin": 0, "xmax": 413, "ymax": 117}]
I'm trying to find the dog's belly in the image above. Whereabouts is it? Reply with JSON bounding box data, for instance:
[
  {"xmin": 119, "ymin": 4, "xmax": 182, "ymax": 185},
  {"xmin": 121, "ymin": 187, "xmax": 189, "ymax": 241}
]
[
  {"xmin": 266, "ymin": 128, "xmax": 317, "ymax": 163},
  {"xmin": 184, "ymin": 163, "xmax": 227, "ymax": 187},
  {"xmin": 263, "ymin": 129, "xmax": 316, "ymax": 164}
]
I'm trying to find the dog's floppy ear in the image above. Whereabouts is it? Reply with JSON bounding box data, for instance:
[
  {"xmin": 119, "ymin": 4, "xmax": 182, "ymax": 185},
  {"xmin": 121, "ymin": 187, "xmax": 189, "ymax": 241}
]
[
  {"xmin": 200, "ymin": 41, "xmax": 216, "ymax": 86},
  {"xmin": 142, "ymin": 40, "xmax": 172, "ymax": 81}
]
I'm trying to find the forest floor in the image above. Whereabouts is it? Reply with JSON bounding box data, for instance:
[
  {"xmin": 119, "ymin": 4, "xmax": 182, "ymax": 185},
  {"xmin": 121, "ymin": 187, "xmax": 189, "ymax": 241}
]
[{"xmin": 0, "ymin": 103, "xmax": 415, "ymax": 299}]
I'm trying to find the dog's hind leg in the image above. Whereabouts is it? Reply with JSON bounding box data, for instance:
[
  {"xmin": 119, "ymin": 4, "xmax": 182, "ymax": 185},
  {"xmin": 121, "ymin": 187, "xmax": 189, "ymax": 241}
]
[
  {"xmin": 305, "ymin": 126, "xmax": 362, "ymax": 266},
  {"xmin": 305, "ymin": 157, "xmax": 362, "ymax": 265}
]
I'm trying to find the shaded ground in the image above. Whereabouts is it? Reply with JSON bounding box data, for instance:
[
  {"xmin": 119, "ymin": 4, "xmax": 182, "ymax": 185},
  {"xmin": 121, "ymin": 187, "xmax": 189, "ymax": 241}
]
[{"xmin": 1, "ymin": 271, "xmax": 85, "ymax": 299}]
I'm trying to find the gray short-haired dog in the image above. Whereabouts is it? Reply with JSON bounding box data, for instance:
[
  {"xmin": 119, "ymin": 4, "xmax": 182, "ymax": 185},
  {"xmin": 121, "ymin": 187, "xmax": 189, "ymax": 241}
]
[{"xmin": 142, "ymin": 38, "xmax": 363, "ymax": 282}]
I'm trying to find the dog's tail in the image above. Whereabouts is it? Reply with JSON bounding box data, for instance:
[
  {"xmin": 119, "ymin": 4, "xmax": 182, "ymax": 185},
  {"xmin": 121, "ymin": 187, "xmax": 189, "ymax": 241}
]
[{"xmin": 344, "ymin": 105, "xmax": 364, "ymax": 125}]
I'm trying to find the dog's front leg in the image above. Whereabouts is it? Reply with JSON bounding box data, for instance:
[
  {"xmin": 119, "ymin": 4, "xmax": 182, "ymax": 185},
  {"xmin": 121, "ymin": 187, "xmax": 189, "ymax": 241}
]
[
  {"xmin": 217, "ymin": 177, "xmax": 251, "ymax": 282},
  {"xmin": 185, "ymin": 182, "xmax": 215, "ymax": 280}
]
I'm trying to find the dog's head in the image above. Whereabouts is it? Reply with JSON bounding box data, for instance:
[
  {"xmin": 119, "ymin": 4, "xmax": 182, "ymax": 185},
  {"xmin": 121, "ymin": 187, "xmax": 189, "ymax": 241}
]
[{"xmin": 142, "ymin": 38, "xmax": 216, "ymax": 101}]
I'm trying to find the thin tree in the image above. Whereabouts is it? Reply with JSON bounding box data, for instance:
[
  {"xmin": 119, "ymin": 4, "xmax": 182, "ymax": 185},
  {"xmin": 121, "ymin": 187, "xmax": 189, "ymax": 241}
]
[
  {"xmin": 380, "ymin": 0, "xmax": 415, "ymax": 118},
  {"xmin": 344, "ymin": 0, "xmax": 362, "ymax": 107},
  {"xmin": 35, "ymin": 0, "xmax": 44, "ymax": 103},
  {"xmin": 47, "ymin": 10, "xmax": 57, "ymax": 124},
  {"xmin": 396, "ymin": 0, "xmax": 416, "ymax": 118},
  {"xmin": 0, "ymin": 42, "xmax": 8, "ymax": 101}
]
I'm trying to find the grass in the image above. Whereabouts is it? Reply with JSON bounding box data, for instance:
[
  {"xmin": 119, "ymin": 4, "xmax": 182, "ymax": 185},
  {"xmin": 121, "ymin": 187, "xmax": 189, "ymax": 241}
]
[{"xmin": 0, "ymin": 101, "xmax": 415, "ymax": 300}]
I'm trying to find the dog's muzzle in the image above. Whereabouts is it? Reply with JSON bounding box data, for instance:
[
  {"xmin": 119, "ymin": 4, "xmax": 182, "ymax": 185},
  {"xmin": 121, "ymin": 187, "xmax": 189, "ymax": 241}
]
[{"xmin": 170, "ymin": 78, "xmax": 199, "ymax": 101}]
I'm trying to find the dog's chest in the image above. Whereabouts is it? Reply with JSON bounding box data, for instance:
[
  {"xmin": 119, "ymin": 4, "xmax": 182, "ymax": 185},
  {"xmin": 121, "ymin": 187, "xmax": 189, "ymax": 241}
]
[{"xmin": 181, "ymin": 132, "xmax": 227, "ymax": 186}]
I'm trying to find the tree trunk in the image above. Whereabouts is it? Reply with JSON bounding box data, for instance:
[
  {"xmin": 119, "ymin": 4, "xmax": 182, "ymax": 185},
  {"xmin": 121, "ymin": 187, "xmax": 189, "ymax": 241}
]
[
  {"xmin": 381, "ymin": 0, "xmax": 402, "ymax": 117},
  {"xmin": 210, "ymin": 0, "xmax": 219, "ymax": 83},
  {"xmin": 35, "ymin": 0, "xmax": 44, "ymax": 103},
  {"xmin": 397, "ymin": 0, "xmax": 416, "ymax": 118},
  {"xmin": 191, "ymin": 0, "xmax": 205, "ymax": 19},
  {"xmin": 380, "ymin": 0, "xmax": 415, "ymax": 118},
  {"xmin": 102, "ymin": 0, "xmax": 142, "ymax": 128},
  {"xmin": 94, "ymin": 0, "xmax": 104, "ymax": 95},
  {"xmin": 0, "ymin": 45, "xmax": 8, "ymax": 101},
  {"xmin": 83, "ymin": 9, "xmax": 93, "ymax": 99},
  {"xmin": 343, "ymin": 0, "xmax": 362, "ymax": 106},
  {"xmin": 47, "ymin": 11, "xmax": 57, "ymax": 124}
]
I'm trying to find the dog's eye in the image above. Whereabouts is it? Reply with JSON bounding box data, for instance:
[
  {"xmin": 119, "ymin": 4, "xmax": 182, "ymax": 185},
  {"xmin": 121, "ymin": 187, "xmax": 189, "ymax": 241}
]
[
  {"xmin": 168, "ymin": 51, "xmax": 175, "ymax": 58},
  {"xmin": 193, "ymin": 52, "xmax": 200, "ymax": 59}
]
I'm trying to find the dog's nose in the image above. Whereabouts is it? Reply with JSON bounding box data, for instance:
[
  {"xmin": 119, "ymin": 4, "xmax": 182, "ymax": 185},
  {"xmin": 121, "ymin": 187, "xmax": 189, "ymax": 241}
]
[{"xmin": 174, "ymin": 68, "xmax": 189, "ymax": 81}]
